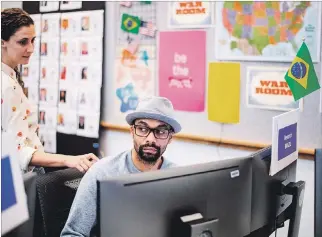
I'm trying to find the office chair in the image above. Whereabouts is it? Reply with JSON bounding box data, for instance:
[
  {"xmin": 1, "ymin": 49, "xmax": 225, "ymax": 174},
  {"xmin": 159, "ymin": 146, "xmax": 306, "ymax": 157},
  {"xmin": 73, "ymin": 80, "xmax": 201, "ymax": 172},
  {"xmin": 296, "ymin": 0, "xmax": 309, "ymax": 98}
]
[{"xmin": 33, "ymin": 168, "xmax": 84, "ymax": 237}]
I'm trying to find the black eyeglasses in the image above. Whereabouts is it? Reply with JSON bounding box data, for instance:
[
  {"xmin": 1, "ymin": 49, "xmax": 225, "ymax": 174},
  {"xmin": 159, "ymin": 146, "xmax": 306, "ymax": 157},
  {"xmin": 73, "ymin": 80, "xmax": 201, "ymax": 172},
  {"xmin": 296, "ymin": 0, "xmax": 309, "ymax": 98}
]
[{"xmin": 133, "ymin": 125, "xmax": 172, "ymax": 140}]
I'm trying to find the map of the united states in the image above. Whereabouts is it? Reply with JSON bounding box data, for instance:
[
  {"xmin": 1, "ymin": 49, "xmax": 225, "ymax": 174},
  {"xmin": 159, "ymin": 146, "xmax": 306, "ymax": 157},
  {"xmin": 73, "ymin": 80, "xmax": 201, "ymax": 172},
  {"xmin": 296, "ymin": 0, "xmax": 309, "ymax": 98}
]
[{"xmin": 218, "ymin": 1, "xmax": 320, "ymax": 60}]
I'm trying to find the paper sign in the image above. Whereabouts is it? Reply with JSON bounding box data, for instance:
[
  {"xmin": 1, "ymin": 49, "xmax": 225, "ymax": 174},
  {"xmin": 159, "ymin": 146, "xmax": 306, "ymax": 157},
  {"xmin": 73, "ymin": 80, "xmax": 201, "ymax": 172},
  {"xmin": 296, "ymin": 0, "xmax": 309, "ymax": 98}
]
[
  {"xmin": 38, "ymin": 129, "xmax": 57, "ymax": 154},
  {"xmin": 61, "ymin": 12, "xmax": 81, "ymax": 36},
  {"xmin": 58, "ymin": 84, "xmax": 78, "ymax": 110},
  {"xmin": 38, "ymin": 106, "xmax": 57, "ymax": 129},
  {"xmin": 270, "ymin": 108, "xmax": 299, "ymax": 176},
  {"xmin": 76, "ymin": 112, "xmax": 100, "ymax": 138},
  {"xmin": 77, "ymin": 86, "xmax": 101, "ymax": 113},
  {"xmin": 278, "ymin": 123, "xmax": 297, "ymax": 160},
  {"xmin": 78, "ymin": 62, "xmax": 102, "ymax": 86},
  {"xmin": 246, "ymin": 66, "xmax": 303, "ymax": 111},
  {"xmin": 57, "ymin": 108, "xmax": 77, "ymax": 134},
  {"xmin": 40, "ymin": 13, "xmax": 60, "ymax": 36},
  {"xmin": 168, "ymin": 2, "xmax": 214, "ymax": 28},
  {"xmin": 79, "ymin": 37, "xmax": 103, "ymax": 61},
  {"xmin": 79, "ymin": 10, "xmax": 104, "ymax": 36},
  {"xmin": 1, "ymin": 133, "xmax": 29, "ymax": 235},
  {"xmin": 60, "ymin": 38, "xmax": 79, "ymax": 59},
  {"xmin": 39, "ymin": 85, "xmax": 58, "ymax": 106},
  {"xmin": 39, "ymin": 60, "xmax": 59, "ymax": 85},
  {"xmin": 40, "ymin": 37, "xmax": 60, "ymax": 59},
  {"xmin": 158, "ymin": 31, "xmax": 206, "ymax": 112}
]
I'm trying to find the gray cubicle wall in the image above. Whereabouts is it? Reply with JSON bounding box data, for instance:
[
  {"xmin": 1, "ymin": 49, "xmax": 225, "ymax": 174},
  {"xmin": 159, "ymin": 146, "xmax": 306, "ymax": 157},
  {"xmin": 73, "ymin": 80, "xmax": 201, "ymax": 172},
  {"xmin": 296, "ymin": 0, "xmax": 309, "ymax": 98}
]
[{"xmin": 102, "ymin": 2, "xmax": 322, "ymax": 150}]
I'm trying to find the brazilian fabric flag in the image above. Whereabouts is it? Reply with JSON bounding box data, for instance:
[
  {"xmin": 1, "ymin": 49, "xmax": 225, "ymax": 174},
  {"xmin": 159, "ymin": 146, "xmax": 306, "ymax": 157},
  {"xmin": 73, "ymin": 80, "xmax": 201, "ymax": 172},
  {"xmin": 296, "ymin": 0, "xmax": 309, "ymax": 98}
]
[
  {"xmin": 284, "ymin": 42, "xmax": 320, "ymax": 101},
  {"xmin": 121, "ymin": 13, "xmax": 141, "ymax": 34}
]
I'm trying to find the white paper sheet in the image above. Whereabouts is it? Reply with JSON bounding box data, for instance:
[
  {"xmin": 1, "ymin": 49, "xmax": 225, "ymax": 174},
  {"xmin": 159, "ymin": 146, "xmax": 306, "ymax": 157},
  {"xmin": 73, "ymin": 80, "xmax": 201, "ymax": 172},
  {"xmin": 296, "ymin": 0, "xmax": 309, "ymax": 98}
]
[
  {"xmin": 60, "ymin": 12, "xmax": 81, "ymax": 36},
  {"xmin": 39, "ymin": 1, "xmax": 59, "ymax": 12},
  {"xmin": 56, "ymin": 108, "xmax": 77, "ymax": 134},
  {"xmin": 79, "ymin": 10, "xmax": 104, "ymax": 36},
  {"xmin": 39, "ymin": 60, "xmax": 59, "ymax": 85},
  {"xmin": 77, "ymin": 62, "xmax": 102, "ymax": 86},
  {"xmin": 38, "ymin": 129, "xmax": 57, "ymax": 154},
  {"xmin": 38, "ymin": 106, "xmax": 57, "ymax": 129},
  {"xmin": 40, "ymin": 37, "xmax": 60, "ymax": 59},
  {"xmin": 77, "ymin": 86, "xmax": 101, "ymax": 112},
  {"xmin": 60, "ymin": 37, "xmax": 79, "ymax": 59},
  {"xmin": 40, "ymin": 13, "xmax": 60, "ymax": 36},
  {"xmin": 59, "ymin": 61, "xmax": 80, "ymax": 86},
  {"xmin": 39, "ymin": 85, "xmax": 58, "ymax": 106},
  {"xmin": 58, "ymin": 85, "xmax": 78, "ymax": 110},
  {"xmin": 23, "ymin": 83, "xmax": 39, "ymax": 105},
  {"xmin": 76, "ymin": 111, "xmax": 100, "ymax": 138},
  {"xmin": 79, "ymin": 37, "xmax": 102, "ymax": 61}
]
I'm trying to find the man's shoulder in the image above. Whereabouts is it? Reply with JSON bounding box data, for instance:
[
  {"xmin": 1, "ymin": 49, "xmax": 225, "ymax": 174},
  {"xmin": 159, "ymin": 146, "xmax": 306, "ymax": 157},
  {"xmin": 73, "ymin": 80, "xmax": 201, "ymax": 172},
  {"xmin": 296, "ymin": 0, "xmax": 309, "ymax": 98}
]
[{"xmin": 88, "ymin": 150, "xmax": 129, "ymax": 178}]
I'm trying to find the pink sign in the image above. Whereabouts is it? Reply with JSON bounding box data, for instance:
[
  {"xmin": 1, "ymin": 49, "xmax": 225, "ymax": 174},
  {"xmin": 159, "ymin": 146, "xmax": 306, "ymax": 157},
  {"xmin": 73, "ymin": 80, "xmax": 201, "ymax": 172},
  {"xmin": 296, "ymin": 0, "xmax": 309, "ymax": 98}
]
[{"xmin": 158, "ymin": 31, "xmax": 206, "ymax": 112}]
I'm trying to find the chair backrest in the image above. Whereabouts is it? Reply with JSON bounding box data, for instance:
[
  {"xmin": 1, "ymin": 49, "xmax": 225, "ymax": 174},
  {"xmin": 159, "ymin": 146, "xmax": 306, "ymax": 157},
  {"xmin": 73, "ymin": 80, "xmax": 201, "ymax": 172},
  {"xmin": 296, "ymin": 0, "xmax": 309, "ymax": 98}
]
[{"xmin": 33, "ymin": 168, "xmax": 84, "ymax": 237}]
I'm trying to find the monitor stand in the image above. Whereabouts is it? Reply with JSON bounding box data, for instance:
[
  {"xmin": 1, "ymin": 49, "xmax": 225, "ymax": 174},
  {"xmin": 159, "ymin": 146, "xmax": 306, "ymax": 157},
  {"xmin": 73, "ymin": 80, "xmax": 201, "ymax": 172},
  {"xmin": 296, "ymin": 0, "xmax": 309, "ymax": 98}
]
[
  {"xmin": 247, "ymin": 180, "xmax": 306, "ymax": 237},
  {"xmin": 171, "ymin": 212, "xmax": 219, "ymax": 237}
]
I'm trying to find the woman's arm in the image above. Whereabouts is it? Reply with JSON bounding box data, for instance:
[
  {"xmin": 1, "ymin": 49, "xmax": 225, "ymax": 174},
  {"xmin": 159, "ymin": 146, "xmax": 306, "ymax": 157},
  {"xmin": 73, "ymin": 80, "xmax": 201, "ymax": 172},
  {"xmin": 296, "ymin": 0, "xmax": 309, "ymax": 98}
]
[{"xmin": 30, "ymin": 151, "xmax": 99, "ymax": 173}]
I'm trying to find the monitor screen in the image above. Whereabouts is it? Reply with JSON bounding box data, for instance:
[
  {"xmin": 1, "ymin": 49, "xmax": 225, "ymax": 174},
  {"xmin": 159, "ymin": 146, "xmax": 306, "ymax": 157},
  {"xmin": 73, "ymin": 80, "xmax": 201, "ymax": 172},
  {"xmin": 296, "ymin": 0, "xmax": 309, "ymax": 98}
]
[
  {"xmin": 98, "ymin": 156, "xmax": 253, "ymax": 237},
  {"xmin": 315, "ymin": 149, "xmax": 322, "ymax": 237}
]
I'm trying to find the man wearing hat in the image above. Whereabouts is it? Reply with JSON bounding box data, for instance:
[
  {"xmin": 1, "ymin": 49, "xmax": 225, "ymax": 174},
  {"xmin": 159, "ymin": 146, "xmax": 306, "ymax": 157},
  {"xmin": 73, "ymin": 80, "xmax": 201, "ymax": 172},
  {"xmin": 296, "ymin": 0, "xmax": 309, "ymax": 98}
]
[{"xmin": 61, "ymin": 96, "xmax": 181, "ymax": 237}]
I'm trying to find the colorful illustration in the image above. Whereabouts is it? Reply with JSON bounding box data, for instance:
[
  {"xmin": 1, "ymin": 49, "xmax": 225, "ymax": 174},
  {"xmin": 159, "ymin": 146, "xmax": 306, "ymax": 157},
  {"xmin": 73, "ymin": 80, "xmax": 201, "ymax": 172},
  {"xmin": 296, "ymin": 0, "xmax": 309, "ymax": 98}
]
[{"xmin": 116, "ymin": 83, "xmax": 139, "ymax": 112}]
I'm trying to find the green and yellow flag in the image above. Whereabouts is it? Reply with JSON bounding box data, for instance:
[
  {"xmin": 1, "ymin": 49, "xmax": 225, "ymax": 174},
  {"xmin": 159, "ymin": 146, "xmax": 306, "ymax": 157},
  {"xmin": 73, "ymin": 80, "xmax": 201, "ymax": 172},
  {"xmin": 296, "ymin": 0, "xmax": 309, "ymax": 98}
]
[
  {"xmin": 284, "ymin": 42, "xmax": 320, "ymax": 101},
  {"xmin": 121, "ymin": 13, "xmax": 141, "ymax": 34}
]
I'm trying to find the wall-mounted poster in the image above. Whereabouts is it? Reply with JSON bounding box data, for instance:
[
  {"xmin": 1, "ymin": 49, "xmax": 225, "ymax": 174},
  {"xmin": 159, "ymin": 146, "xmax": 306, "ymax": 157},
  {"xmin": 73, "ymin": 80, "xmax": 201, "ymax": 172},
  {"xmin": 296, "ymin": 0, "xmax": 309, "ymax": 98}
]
[
  {"xmin": 215, "ymin": 1, "xmax": 321, "ymax": 62},
  {"xmin": 158, "ymin": 31, "xmax": 206, "ymax": 112},
  {"xmin": 168, "ymin": 1, "xmax": 214, "ymax": 28},
  {"xmin": 246, "ymin": 66, "xmax": 303, "ymax": 111}
]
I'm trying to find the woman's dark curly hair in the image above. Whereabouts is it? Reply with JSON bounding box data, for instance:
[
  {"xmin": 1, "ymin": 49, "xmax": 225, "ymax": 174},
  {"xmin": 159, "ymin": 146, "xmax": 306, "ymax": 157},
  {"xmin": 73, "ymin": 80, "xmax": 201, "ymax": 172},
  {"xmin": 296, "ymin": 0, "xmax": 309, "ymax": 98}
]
[{"xmin": 1, "ymin": 8, "xmax": 34, "ymax": 88}]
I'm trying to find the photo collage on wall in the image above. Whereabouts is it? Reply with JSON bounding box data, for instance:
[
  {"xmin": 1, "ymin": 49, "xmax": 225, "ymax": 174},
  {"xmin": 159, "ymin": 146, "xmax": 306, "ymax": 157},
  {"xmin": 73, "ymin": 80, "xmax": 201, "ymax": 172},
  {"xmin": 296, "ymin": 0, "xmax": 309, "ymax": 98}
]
[{"xmin": 22, "ymin": 4, "xmax": 104, "ymax": 154}]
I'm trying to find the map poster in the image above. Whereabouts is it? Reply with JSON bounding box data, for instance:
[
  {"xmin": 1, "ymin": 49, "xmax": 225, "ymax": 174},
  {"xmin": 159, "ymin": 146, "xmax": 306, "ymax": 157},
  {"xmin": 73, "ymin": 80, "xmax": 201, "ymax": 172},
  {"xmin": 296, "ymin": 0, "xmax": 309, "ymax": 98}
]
[
  {"xmin": 246, "ymin": 66, "xmax": 303, "ymax": 111},
  {"xmin": 215, "ymin": 1, "xmax": 321, "ymax": 62}
]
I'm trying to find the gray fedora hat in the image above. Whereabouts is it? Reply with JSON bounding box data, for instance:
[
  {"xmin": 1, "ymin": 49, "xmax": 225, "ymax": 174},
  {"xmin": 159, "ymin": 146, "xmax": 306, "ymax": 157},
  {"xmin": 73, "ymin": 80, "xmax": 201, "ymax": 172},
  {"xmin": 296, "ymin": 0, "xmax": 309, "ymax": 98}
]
[{"xmin": 125, "ymin": 96, "xmax": 181, "ymax": 133}]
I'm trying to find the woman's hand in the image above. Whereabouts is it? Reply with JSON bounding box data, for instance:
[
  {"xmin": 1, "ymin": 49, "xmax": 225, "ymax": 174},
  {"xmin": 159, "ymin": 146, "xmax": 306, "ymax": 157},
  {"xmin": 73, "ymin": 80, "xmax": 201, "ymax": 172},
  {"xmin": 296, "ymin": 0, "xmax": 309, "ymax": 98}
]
[{"xmin": 65, "ymin": 153, "xmax": 99, "ymax": 173}]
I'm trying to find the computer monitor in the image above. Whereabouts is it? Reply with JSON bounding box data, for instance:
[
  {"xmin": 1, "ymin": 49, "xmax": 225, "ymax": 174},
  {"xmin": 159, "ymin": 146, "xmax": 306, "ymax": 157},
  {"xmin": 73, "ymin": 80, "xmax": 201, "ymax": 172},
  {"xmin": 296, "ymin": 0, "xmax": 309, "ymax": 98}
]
[
  {"xmin": 314, "ymin": 148, "xmax": 322, "ymax": 237},
  {"xmin": 98, "ymin": 156, "xmax": 253, "ymax": 237},
  {"xmin": 247, "ymin": 146, "xmax": 303, "ymax": 237},
  {"xmin": 3, "ymin": 172, "xmax": 37, "ymax": 237}
]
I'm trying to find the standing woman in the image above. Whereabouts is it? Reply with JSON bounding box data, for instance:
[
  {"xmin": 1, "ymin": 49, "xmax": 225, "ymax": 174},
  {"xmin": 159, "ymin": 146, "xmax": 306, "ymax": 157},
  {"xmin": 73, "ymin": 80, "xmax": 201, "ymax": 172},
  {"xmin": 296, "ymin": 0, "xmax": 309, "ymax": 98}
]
[{"xmin": 1, "ymin": 8, "xmax": 98, "ymax": 173}]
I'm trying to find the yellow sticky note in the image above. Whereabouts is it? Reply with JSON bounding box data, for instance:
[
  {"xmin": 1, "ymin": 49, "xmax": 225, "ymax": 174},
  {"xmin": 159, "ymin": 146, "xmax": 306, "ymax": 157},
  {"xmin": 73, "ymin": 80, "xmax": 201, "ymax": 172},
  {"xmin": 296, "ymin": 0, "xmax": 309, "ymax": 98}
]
[{"xmin": 208, "ymin": 62, "xmax": 240, "ymax": 123}]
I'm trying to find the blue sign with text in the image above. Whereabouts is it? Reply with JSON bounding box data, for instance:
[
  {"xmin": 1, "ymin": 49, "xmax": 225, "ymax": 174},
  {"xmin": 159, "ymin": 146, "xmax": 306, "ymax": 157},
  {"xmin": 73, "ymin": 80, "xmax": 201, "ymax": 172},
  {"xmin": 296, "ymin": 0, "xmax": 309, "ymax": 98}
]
[{"xmin": 278, "ymin": 123, "xmax": 297, "ymax": 161}]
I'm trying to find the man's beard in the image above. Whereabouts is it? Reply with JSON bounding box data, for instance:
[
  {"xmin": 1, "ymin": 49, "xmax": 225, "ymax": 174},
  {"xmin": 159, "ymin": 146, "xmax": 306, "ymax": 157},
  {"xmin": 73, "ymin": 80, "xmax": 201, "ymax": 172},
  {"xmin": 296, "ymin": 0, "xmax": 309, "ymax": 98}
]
[{"xmin": 136, "ymin": 143, "xmax": 161, "ymax": 164}]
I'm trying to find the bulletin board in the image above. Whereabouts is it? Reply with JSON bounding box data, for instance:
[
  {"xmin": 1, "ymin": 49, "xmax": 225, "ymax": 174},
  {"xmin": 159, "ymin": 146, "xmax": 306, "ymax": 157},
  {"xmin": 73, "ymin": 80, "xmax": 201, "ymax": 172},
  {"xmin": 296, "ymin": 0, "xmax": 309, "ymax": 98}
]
[
  {"xmin": 101, "ymin": 2, "xmax": 322, "ymax": 155},
  {"xmin": 22, "ymin": 1, "xmax": 105, "ymax": 158}
]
